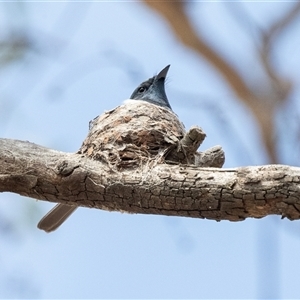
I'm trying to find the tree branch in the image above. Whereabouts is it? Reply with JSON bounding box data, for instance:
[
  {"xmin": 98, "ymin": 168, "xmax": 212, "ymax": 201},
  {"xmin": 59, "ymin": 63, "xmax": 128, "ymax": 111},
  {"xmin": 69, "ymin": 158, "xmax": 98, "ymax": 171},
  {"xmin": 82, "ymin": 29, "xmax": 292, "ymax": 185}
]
[{"xmin": 1, "ymin": 138, "xmax": 300, "ymax": 221}]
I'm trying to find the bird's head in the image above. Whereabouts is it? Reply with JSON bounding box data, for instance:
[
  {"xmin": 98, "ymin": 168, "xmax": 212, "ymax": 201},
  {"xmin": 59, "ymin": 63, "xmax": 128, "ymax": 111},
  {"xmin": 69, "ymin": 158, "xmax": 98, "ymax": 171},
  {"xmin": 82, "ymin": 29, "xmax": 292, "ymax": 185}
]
[{"xmin": 129, "ymin": 65, "xmax": 171, "ymax": 110}]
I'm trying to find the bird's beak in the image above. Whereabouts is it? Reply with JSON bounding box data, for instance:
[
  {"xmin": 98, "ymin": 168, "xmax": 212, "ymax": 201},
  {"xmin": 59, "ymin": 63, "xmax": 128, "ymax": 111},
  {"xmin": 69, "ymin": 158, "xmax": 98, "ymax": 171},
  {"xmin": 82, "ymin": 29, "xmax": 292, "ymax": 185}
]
[{"xmin": 156, "ymin": 65, "xmax": 170, "ymax": 80}]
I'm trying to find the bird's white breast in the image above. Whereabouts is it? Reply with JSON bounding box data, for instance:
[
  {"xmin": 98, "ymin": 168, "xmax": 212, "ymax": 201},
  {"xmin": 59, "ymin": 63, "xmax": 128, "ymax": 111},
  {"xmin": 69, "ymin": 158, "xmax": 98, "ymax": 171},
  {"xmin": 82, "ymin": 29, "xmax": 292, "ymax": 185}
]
[{"xmin": 123, "ymin": 99, "xmax": 147, "ymax": 106}]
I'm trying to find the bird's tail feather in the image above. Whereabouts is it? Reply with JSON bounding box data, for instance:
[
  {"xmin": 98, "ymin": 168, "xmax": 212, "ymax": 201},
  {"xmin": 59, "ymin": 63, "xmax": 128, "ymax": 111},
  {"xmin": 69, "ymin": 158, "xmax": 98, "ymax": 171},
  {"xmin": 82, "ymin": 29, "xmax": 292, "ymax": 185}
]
[{"xmin": 37, "ymin": 204, "xmax": 77, "ymax": 233}]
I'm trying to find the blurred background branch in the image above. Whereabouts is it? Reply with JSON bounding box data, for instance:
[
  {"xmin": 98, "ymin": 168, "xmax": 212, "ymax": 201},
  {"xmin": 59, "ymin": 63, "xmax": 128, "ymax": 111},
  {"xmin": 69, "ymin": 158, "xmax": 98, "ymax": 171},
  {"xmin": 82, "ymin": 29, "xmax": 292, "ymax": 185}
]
[{"xmin": 144, "ymin": 0, "xmax": 300, "ymax": 164}]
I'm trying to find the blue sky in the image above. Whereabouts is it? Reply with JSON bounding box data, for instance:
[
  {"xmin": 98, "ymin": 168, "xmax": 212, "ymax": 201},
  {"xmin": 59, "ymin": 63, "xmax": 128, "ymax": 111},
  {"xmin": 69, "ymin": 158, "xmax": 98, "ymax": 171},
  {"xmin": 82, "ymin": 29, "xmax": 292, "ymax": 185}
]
[{"xmin": 1, "ymin": 1, "xmax": 300, "ymax": 298}]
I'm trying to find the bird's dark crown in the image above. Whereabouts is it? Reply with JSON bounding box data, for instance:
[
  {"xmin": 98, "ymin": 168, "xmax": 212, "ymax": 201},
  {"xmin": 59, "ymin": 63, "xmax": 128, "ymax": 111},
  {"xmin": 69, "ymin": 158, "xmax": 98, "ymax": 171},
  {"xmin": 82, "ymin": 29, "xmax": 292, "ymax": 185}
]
[{"xmin": 129, "ymin": 65, "xmax": 172, "ymax": 110}]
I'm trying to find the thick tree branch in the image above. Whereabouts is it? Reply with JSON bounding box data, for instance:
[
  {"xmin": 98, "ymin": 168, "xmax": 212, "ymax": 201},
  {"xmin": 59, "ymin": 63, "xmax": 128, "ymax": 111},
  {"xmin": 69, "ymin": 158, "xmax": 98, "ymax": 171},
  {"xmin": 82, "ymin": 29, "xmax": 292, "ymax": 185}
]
[{"xmin": 1, "ymin": 138, "xmax": 300, "ymax": 221}]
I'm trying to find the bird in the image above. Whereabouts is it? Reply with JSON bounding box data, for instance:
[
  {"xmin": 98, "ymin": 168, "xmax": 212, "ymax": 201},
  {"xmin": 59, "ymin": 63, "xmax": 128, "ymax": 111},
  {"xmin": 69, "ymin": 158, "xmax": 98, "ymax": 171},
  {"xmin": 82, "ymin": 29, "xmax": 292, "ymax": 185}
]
[
  {"xmin": 128, "ymin": 64, "xmax": 171, "ymax": 109},
  {"xmin": 37, "ymin": 65, "xmax": 183, "ymax": 232}
]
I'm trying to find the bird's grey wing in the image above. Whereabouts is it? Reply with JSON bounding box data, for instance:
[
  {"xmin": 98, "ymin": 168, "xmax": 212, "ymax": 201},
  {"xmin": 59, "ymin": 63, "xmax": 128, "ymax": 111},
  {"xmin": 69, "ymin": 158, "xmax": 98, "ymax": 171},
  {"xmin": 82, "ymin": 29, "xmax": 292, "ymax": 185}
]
[{"xmin": 37, "ymin": 204, "xmax": 77, "ymax": 233}]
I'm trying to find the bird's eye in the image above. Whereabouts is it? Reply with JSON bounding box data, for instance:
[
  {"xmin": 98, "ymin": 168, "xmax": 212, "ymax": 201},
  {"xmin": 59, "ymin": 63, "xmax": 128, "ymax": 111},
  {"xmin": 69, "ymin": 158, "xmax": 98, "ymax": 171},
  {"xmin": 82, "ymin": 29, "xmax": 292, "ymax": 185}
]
[{"xmin": 138, "ymin": 87, "xmax": 146, "ymax": 93}]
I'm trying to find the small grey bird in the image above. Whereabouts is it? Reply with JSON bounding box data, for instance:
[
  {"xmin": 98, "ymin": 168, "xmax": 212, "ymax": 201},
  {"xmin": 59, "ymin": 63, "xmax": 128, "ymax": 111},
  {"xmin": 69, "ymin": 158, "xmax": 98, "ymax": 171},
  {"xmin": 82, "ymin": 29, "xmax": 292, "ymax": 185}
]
[
  {"xmin": 129, "ymin": 65, "xmax": 171, "ymax": 109},
  {"xmin": 37, "ymin": 65, "xmax": 172, "ymax": 232}
]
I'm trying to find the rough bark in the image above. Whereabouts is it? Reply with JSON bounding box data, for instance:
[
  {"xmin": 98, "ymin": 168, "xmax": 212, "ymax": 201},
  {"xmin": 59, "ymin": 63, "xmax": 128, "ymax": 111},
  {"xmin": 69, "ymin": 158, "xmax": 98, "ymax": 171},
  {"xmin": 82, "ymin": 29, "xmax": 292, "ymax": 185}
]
[{"xmin": 1, "ymin": 138, "xmax": 300, "ymax": 221}]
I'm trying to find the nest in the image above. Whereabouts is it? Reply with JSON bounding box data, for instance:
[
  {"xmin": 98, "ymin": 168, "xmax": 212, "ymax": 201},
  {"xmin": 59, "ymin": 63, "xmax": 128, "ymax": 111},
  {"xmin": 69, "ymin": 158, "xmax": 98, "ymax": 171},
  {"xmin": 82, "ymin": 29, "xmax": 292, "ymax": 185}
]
[{"xmin": 78, "ymin": 101, "xmax": 185, "ymax": 170}]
